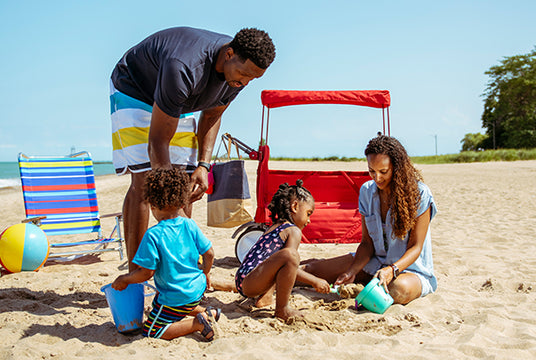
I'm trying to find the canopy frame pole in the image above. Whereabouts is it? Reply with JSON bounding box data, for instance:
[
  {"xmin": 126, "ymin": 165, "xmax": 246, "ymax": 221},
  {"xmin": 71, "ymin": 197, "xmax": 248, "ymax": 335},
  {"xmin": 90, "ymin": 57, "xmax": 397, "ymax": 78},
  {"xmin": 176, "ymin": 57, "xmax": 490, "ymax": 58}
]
[
  {"xmin": 387, "ymin": 107, "xmax": 391, "ymax": 136},
  {"xmin": 382, "ymin": 107, "xmax": 386, "ymax": 135},
  {"xmin": 266, "ymin": 108, "xmax": 270, "ymax": 146},
  {"xmin": 260, "ymin": 105, "xmax": 265, "ymax": 145}
]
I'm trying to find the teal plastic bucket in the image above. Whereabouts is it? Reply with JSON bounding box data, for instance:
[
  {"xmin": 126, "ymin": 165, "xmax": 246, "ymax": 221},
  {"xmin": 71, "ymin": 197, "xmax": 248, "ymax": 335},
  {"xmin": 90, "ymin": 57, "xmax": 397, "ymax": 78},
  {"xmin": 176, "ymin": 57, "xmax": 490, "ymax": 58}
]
[
  {"xmin": 355, "ymin": 277, "xmax": 394, "ymax": 314},
  {"xmin": 101, "ymin": 282, "xmax": 155, "ymax": 333}
]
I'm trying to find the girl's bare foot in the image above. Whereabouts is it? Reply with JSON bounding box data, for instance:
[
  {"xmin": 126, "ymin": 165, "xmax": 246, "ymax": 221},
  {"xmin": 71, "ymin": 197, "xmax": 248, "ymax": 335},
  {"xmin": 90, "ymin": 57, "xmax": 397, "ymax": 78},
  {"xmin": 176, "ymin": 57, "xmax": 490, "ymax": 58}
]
[
  {"xmin": 255, "ymin": 284, "xmax": 275, "ymax": 308},
  {"xmin": 275, "ymin": 306, "xmax": 303, "ymax": 321},
  {"xmin": 255, "ymin": 293, "xmax": 274, "ymax": 308}
]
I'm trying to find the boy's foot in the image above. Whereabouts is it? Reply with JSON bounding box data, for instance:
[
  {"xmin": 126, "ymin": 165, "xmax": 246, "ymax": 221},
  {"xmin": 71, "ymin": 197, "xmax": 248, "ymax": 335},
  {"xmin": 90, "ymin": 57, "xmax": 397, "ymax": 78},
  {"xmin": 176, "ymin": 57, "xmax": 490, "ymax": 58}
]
[
  {"xmin": 196, "ymin": 313, "xmax": 215, "ymax": 341},
  {"xmin": 275, "ymin": 306, "xmax": 304, "ymax": 322}
]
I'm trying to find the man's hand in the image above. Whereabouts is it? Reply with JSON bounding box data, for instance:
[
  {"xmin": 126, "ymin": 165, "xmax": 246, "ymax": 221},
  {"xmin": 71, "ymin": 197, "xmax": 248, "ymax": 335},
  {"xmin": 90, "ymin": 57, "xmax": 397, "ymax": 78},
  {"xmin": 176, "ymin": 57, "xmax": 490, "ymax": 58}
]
[{"xmin": 190, "ymin": 166, "xmax": 209, "ymax": 202}]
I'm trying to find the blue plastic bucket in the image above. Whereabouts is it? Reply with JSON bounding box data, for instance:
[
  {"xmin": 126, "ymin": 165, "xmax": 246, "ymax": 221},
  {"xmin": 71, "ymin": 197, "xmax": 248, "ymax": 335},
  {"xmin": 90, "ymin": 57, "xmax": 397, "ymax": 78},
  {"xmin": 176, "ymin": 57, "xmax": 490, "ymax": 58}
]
[
  {"xmin": 355, "ymin": 277, "xmax": 394, "ymax": 314},
  {"xmin": 101, "ymin": 282, "xmax": 155, "ymax": 333}
]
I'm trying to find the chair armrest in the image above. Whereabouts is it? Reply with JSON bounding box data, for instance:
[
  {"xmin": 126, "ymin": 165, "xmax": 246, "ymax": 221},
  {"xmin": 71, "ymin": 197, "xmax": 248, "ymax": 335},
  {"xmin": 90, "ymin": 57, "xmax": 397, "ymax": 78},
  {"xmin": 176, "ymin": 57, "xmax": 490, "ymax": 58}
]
[
  {"xmin": 22, "ymin": 216, "xmax": 47, "ymax": 225},
  {"xmin": 100, "ymin": 212, "xmax": 123, "ymax": 219}
]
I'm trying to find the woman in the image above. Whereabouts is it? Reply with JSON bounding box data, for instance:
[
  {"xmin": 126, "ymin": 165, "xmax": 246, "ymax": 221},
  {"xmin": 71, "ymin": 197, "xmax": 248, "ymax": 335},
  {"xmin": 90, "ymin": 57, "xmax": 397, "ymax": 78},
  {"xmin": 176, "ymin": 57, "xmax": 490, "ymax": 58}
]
[{"xmin": 303, "ymin": 135, "xmax": 437, "ymax": 304}]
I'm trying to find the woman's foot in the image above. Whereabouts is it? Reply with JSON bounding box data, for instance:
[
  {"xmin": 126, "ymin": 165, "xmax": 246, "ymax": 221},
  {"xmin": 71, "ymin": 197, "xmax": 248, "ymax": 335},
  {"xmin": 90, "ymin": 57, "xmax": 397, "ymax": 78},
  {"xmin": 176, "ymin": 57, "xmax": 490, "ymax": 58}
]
[{"xmin": 210, "ymin": 279, "xmax": 237, "ymax": 292}]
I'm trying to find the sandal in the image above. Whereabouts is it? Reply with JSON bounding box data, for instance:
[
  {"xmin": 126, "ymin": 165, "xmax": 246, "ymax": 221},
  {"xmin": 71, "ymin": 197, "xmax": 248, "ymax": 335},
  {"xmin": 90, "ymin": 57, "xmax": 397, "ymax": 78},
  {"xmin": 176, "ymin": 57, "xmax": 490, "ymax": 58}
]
[
  {"xmin": 205, "ymin": 306, "xmax": 221, "ymax": 322},
  {"xmin": 196, "ymin": 313, "xmax": 215, "ymax": 342}
]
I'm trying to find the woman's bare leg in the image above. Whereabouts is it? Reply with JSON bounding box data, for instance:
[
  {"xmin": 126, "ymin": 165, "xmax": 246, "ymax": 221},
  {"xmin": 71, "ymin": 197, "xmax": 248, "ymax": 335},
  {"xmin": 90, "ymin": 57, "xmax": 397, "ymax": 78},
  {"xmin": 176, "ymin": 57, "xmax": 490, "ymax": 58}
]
[
  {"xmin": 388, "ymin": 272, "xmax": 422, "ymax": 304},
  {"xmin": 301, "ymin": 253, "xmax": 355, "ymax": 284}
]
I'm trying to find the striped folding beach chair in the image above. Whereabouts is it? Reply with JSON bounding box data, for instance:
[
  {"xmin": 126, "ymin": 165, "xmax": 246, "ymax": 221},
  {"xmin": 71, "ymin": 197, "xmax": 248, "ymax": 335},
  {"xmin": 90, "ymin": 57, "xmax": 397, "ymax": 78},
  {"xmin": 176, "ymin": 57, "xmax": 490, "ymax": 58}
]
[{"xmin": 18, "ymin": 151, "xmax": 124, "ymax": 260}]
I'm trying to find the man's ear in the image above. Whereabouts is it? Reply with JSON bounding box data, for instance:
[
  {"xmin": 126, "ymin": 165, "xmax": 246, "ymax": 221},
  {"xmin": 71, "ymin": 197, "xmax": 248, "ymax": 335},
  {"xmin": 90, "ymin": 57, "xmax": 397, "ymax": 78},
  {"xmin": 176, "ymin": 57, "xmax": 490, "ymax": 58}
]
[{"xmin": 225, "ymin": 46, "xmax": 235, "ymax": 60}]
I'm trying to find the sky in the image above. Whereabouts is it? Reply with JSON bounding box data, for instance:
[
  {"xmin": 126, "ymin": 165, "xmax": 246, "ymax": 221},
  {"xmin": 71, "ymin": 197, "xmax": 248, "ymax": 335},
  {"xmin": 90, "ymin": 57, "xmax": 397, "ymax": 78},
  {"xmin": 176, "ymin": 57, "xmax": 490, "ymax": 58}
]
[{"xmin": 1, "ymin": 0, "xmax": 535, "ymax": 161}]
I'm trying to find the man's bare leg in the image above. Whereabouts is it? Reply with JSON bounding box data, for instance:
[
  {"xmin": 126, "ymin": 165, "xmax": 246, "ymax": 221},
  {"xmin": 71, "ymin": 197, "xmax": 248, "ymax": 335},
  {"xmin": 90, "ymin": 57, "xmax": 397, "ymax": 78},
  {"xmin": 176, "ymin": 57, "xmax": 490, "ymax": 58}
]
[{"xmin": 123, "ymin": 172, "xmax": 149, "ymax": 272}]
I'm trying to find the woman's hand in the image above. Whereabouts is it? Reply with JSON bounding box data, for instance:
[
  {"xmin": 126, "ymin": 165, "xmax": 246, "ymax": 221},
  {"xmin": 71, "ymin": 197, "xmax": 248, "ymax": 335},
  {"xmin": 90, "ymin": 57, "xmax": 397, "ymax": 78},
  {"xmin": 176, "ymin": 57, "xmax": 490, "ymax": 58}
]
[
  {"xmin": 374, "ymin": 267, "xmax": 394, "ymax": 293},
  {"xmin": 335, "ymin": 271, "xmax": 356, "ymax": 285}
]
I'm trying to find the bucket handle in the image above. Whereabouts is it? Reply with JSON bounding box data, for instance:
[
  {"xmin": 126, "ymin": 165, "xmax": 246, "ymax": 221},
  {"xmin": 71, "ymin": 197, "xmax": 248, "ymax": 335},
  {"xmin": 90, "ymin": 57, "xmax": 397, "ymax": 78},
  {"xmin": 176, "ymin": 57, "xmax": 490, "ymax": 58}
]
[{"xmin": 143, "ymin": 282, "xmax": 157, "ymax": 297}]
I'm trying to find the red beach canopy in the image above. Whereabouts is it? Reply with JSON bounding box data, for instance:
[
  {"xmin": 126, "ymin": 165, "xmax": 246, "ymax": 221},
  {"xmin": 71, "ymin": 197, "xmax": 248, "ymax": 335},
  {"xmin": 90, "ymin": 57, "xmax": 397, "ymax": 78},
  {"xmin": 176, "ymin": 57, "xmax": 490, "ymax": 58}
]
[{"xmin": 261, "ymin": 90, "xmax": 390, "ymax": 109}]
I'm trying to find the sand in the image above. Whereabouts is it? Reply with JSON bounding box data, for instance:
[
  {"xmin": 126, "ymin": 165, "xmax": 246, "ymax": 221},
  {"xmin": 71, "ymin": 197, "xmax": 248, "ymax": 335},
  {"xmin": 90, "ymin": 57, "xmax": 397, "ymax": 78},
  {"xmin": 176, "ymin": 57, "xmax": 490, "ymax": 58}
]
[{"xmin": 1, "ymin": 160, "xmax": 535, "ymax": 359}]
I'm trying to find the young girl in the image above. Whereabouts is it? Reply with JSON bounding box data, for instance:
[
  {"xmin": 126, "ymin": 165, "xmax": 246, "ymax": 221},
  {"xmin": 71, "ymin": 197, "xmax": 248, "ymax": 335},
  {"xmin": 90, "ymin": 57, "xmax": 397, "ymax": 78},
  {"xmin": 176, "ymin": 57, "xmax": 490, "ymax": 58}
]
[
  {"xmin": 234, "ymin": 180, "xmax": 330, "ymax": 321},
  {"xmin": 303, "ymin": 135, "xmax": 438, "ymax": 305},
  {"xmin": 111, "ymin": 168, "xmax": 220, "ymax": 341}
]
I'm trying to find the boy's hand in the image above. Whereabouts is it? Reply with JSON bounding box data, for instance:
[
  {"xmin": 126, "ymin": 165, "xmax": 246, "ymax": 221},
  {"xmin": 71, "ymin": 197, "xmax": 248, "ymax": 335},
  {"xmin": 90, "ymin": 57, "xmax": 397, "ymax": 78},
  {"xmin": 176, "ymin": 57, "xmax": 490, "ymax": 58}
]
[
  {"xmin": 112, "ymin": 275, "xmax": 129, "ymax": 291},
  {"xmin": 313, "ymin": 278, "xmax": 331, "ymax": 294}
]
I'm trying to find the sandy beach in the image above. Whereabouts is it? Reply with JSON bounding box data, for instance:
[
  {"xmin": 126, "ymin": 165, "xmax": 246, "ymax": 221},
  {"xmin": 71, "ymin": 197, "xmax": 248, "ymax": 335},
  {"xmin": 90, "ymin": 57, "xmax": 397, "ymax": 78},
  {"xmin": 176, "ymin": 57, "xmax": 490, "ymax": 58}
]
[{"xmin": 1, "ymin": 159, "xmax": 535, "ymax": 359}]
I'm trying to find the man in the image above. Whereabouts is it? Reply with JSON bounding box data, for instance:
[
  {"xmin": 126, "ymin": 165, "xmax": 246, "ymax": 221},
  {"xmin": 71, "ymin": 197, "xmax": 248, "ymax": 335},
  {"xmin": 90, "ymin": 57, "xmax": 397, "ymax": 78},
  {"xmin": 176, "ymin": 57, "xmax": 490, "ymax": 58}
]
[{"xmin": 110, "ymin": 27, "xmax": 276, "ymax": 270}]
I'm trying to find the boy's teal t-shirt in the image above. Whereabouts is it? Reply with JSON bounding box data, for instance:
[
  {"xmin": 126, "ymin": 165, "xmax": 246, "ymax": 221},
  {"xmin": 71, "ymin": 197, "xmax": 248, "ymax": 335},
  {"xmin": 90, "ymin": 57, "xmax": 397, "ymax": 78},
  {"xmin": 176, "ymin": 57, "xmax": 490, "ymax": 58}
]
[{"xmin": 133, "ymin": 217, "xmax": 212, "ymax": 306}]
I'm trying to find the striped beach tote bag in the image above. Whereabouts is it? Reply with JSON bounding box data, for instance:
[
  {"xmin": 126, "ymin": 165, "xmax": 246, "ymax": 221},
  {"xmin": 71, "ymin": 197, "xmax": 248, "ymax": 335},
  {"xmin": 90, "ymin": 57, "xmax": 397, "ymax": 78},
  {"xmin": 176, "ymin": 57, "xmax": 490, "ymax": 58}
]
[{"xmin": 206, "ymin": 160, "xmax": 253, "ymax": 228}]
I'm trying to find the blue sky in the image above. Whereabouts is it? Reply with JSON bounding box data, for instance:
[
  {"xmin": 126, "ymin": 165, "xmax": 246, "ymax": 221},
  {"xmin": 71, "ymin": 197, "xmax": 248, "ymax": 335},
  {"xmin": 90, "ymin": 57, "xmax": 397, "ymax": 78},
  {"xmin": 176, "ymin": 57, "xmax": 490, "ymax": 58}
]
[{"xmin": 1, "ymin": 1, "xmax": 535, "ymax": 161}]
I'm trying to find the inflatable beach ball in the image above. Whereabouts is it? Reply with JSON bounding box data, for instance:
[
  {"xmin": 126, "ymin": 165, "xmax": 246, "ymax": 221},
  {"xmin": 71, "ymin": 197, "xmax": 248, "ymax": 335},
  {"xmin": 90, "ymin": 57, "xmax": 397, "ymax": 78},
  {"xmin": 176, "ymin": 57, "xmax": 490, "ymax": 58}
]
[{"xmin": 0, "ymin": 223, "xmax": 50, "ymax": 273}]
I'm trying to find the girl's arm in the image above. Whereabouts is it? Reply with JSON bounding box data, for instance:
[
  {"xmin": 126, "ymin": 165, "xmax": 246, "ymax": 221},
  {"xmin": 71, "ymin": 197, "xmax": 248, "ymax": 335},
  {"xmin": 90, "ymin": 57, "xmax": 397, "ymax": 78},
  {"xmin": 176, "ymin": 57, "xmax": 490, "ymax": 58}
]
[
  {"xmin": 112, "ymin": 267, "xmax": 155, "ymax": 291},
  {"xmin": 296, "ymin": 268, "xmax": 331, "ymax": 293},
  {"xmin": 335, "ymin": 215, "xmax": 375, "ymax": 285},
  {"xmin": 376, "ymin": 207, "xmax": 431, "ymax": 288},
  {"xmin": 201, "ymin": 247, "xmax": 215, "ymax": 290}
]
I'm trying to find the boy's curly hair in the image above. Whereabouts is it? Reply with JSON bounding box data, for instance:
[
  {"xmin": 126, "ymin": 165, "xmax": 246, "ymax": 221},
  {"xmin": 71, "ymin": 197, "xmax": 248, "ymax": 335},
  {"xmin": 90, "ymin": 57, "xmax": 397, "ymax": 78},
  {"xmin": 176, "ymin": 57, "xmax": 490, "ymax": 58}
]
[
  {"xmin": 268, "ymin": 180, "xmax": 313, "ymax": 223},
  {"xmin": 365, "ymin": 135, "xmax": 423, "ymax": 239},
  {"xmin": 229, "ymin": 28, "xmax": 276, "ymax": 69},
  {"xmin": 143, "ymin": 168, "xmax": 190, "ymax": 210}
]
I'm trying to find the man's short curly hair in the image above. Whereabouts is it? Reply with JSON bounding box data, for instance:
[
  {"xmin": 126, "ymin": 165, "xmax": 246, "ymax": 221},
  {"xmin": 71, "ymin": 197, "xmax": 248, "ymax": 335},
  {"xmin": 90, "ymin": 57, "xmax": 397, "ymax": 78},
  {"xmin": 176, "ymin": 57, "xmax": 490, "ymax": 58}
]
[
  {"xmin": 229, "ymin": 28, "xmax": 276, "ymax": 69},
  {"xmin": 144, "ymin": 168, "xmax": 190, "ymax": 210}
]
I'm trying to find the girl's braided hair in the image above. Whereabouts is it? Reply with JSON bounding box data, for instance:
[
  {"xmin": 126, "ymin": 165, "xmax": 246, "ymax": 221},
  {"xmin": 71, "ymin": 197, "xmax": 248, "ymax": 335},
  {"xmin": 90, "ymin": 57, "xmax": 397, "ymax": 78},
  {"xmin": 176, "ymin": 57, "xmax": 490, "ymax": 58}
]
[
  {"xmin": 365, "ymin": 135, "xmax": 423, "ymax": 238},
  {"xmin": 143, "ymin": 168, "xmax": 190, "ymax": 210},
  {"xmin": 267, "ymin": 180, "xmax": 313, "ymax": 223}
]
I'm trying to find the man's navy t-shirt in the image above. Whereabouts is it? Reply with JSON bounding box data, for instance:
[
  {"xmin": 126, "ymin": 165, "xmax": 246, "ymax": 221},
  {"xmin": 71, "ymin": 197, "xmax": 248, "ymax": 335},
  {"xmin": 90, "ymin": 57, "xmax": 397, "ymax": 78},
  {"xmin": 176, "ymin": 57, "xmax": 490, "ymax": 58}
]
[{"xmin": 111, "ymin": 27, "xmax": 243, "ymax": 117}]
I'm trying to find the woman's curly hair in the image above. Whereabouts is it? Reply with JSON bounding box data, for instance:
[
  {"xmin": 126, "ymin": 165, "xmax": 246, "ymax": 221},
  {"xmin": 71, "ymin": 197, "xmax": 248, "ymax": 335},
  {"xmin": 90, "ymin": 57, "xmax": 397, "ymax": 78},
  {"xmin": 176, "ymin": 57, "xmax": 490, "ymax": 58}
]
[
  {"xmin": 365, "ymin": 135, "xmax": 423, "ymax": 238},
  {"xmin": 229, "ymin": 28, "xmax": 276, "ymax": 69},
  {"xmin": 143, "ymin": 168, "xmax": 190, "ymax": 210},
  {"xmin": 268, "ymin": 180, "xmax": 313, "ymax": 223}
]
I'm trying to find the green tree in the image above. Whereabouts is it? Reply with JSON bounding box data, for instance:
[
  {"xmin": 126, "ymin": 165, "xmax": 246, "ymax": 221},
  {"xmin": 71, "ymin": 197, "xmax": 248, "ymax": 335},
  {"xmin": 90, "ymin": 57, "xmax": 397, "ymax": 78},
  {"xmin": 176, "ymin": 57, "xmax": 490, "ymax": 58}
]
[
  {"xmin": 482, "ymin": 47, "xmax": 536, "ymax": 149},
  {"xmin": 460, "ymin": 132, "xmax": 488, "ymax": 151}
]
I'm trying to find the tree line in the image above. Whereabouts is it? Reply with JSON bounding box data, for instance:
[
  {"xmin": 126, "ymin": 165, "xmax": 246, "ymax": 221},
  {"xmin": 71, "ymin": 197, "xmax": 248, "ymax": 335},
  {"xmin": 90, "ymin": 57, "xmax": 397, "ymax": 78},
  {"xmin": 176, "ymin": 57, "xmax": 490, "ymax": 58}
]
[{"xmin": 461, "ymin": 47, "xmax": 536, "ymax": 151}]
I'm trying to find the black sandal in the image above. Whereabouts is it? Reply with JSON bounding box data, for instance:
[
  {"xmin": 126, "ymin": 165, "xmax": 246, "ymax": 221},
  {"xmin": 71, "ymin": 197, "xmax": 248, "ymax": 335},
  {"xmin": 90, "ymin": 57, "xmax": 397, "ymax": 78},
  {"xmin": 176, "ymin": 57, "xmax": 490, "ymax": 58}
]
[
  {"xmin": 205, "ymin": 306, "xmax": 221, "ymax": 322},
  {"xmin": 196, "ymin": 313, "xmax": 214, "ymax": 341}
]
